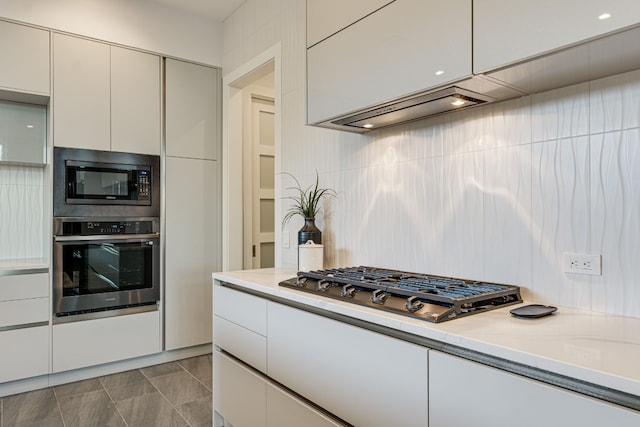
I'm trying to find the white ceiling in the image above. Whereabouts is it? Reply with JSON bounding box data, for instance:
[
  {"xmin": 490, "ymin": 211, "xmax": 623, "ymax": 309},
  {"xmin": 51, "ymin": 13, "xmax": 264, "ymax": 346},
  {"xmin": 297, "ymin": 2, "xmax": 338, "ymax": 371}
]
[{"xmin": 149, "ymin": 0, "xmax": 246, "ymax": 21}]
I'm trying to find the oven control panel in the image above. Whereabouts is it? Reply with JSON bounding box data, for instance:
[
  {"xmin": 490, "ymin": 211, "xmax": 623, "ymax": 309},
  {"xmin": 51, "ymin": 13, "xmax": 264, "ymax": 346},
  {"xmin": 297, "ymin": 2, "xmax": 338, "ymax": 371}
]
[{"xmin": 56, "ymin": 219, "xmax": 158, "ymax": 236}]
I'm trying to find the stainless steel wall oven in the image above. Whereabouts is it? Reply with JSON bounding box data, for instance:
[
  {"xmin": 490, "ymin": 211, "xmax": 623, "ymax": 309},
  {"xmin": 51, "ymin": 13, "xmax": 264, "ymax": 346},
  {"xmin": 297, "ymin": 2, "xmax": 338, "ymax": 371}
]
[{"xmin": 53, "ymin": 148, "xmax": 161, "ymax": 322}]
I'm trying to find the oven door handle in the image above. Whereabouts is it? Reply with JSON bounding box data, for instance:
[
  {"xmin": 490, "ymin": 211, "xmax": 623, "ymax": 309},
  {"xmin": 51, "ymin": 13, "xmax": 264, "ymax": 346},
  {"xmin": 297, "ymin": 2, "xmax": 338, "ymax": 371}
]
[{"xmin": 54, "ymin": 233, "xmax": 159, "ymax": 242}]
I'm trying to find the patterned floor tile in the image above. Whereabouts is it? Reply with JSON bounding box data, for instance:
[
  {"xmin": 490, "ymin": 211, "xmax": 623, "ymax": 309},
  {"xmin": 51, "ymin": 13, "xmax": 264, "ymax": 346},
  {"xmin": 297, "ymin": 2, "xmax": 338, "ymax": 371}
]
[
  {"xmin": 2, "ymin": 389, "xmax": 64, "ymax": 427},
  {"xmin": 116, "ymin": 392, "xmax": 189, "ymax": 427},
  {"xmin": 178, "ymin": 355, "xmax": 212, "ymax": 384},
  {"xmin": 176, "ymin": 396, "xmax": 213, "ymax": 426},
  {"xmin": 149, "ymin": 371, "xmax": 211, "ymax": 406},
  {"xmin": 58, "ymin": 389, "xmax": 125, "ymax": 427},
  {"xmin": 54, "ymin": 378, "xmax": 103, "ymax": 399}
]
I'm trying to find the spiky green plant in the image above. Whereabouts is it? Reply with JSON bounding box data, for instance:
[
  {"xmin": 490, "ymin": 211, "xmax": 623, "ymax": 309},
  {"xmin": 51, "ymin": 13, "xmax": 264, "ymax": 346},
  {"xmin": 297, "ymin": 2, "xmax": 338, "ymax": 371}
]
[{"xmin": 282, "ymin": 171, "xmax": 336, "ymax": 226}]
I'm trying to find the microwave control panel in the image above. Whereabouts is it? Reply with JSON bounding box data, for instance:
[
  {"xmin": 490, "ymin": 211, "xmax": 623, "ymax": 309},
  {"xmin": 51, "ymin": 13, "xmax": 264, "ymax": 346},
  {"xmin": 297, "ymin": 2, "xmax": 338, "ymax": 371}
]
[{"xmin": 137, "ymin": 171, "xmax": 151, "ymax": 199}]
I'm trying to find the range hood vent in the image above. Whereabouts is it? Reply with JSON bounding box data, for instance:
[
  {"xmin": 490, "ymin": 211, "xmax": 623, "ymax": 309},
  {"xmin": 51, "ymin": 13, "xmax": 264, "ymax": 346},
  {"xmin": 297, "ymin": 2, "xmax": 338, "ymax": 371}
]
[{"xmin": 330, "ymin": 86, "xmax": 494, "ymax": 132}]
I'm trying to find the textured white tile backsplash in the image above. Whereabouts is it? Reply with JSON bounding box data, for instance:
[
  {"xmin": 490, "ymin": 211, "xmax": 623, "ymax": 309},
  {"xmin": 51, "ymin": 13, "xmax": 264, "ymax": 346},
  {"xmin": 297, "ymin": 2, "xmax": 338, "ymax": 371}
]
[
  {"xmin": 0, "ymin": 165, "xmax": 45, "ymax": 260},
  {"xmin": 227, "ymin": 0, "xmax": 640, "ymax": 317}
]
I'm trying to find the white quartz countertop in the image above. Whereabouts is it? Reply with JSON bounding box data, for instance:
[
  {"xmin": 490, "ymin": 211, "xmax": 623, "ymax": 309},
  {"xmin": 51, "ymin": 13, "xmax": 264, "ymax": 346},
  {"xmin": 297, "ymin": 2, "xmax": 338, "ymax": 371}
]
[{"xmin": 213, "ymin": 268, "xmax": 640, "ymax": 398}]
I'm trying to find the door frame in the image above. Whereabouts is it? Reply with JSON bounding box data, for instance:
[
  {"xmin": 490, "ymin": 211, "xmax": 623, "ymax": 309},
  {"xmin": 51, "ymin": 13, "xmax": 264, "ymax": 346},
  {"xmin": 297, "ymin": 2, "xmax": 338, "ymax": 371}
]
[{"xmin": 222, "ymin": 43, "xmax": 282, "ymax": 271}]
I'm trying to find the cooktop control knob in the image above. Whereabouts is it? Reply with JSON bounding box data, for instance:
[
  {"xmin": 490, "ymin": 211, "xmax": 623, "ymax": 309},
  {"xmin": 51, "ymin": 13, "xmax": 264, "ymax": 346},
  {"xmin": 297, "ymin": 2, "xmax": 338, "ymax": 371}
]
[
  {"xmin": 406, "ymin": 296, "xmax": 424, "ymax": 312},
  {"xmin": 371, "ymin": 289, "xmax": 389, "ymax": 304},
  {"xmin": 341, "ymin": 284, "xmax": 356, "ymax": 298}
]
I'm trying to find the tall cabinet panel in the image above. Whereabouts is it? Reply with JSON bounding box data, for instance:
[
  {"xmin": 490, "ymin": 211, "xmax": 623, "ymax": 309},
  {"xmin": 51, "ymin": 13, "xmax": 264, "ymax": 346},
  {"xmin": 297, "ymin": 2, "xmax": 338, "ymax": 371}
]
[
  {"xmin": 53, "ymin": 33, "xmax": 111, "ymax": 151},
  {"xmin": 0, "ymin": 20, "xmax": 50, "ymax": 97},
  {"xmin": 165, "ymin": 157, "xmax": 217, "ymax": 349},
  {"xmin": 165, "ymin": 59, "xmax": 219, "ymax": 160},
  {"xmin": 165, "ymin": 58, "xmax": 220, "ymax": 350},
  {"xmin": 110, "ymin": 47, "xmax": 161, "ymax": 155}
]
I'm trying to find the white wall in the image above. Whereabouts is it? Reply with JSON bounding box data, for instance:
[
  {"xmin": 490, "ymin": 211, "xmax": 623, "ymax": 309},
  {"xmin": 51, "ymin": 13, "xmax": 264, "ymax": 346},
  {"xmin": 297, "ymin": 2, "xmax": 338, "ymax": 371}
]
[
  {"xmin": 223, "ymin": 0, "xmax": 640, "ymax": 319},
  {"xmin": 0, "ymin": 0, "xmax": 223, "ymax": 65}
]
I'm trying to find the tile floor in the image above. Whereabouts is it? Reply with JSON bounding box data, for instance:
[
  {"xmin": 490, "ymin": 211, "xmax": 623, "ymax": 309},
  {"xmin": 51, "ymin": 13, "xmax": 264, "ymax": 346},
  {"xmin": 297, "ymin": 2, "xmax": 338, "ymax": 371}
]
[{"xmin": 0, "ymin": 354, "xmax": 212, "ymax": 427}]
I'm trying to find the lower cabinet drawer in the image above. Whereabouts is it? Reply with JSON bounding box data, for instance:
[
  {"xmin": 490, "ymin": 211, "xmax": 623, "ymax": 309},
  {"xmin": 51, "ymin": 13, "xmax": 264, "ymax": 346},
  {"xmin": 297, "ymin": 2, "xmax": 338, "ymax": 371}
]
[
  {"xmin": 267, "ymin": 302, "xmax": 429, "ymax": 427},
  {"xmin": 214, "ymin": 284, "xmax": 267, "ymax": 335},
  {"xmin": 214, "ymin": 315, "xmax": 266, "ymax": 373},
  {"xmin": 266, "ymin": 382, "xmax": 348, "ymax": 427},
  {"xmin": 214, "ymin": 350, "xmax": 347, "ymax": 427},
  {"xmin": 0, "ymin": 297, "xmax": 48, "ymax": 328},
  {"xmin": 214, "ymin": 350, "xmax": 267, "ymax": 427},
  {"xmin": 0, "ymin": 273, "xmax": 48, "ymax": 301},
  {"xmin": 52, "ymin": 311, "xmax": 161, "ymax": 372},
  {"xmin": 0, "ymin": 326, "xmax": 49, "ymax": 383}
]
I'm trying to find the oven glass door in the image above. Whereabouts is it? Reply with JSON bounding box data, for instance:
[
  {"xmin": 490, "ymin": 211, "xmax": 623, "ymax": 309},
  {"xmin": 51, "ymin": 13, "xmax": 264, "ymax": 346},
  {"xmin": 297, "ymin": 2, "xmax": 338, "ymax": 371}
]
[
  {"xmin": 53, "ymin": 236, "xmax": 159, "ymax": 316},
  {"xmin": 62, "ymin": 240, "xmax": 153, "ymax": 295}
]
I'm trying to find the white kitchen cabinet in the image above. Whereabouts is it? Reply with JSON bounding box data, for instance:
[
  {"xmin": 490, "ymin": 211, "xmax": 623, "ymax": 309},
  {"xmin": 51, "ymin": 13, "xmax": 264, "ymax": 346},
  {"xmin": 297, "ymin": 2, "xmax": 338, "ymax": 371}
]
[
  {"xmin": 266, "ymin": 383, "xmax": 346, "ymax": 427},
  {"xmin": 165, "ymin": 58, "xmax": 219, "ymax": 160},
  {"xmin": 307, "ymin": 0, "xmax": 471, "ymax": 125},
  {"xmin": 0, "ymin": 326, "xmax": 49, "ymax": 383},
  {"xmin": 213, "ymin": 342, "xmax": 346, "ymax": 427},
  {"xmin": 53, "ymin": 33, "xmax": 111, "ymax": 151},
  {"xmin": 429, "ymin": 351, "xmax": 640, "ymax": 426},
  {"xmin": 52, "ymin": 310, "xmax": 161, "ymax": 373},
  {"xmin": 0, "ymin": 20, "xmax": 50, "ymax": 98},
  {"xmin": 53, "ymin": 34, "xmax": 161, "ymax": 154},
  {"xmin": 267, "ymin": 301, "xmax": 429, "ymax": 427},
  {"xmin": 474, "ymin": 0, "xmax": 640, "ymax": 74},
  {"xmin": 164, "ymin": 156, "xmax": 218, "ymax": 350},
  {"xmin": 0, "ymin": 100, "xmax": 47, "ymax": 164},
  {"xmin": 110, "ymin": 46, "xmax": 161, "ymax": 155},
  {"xmin": 0, "ymin": 272, "xmax": 49, "ymax": 330},
  {"xmin": 306, "ymin": 0, "xmax": 393, "ymax": 47},
  {"xmin": 214, "ymin": 285, "xmax": 267, "ymax": 372},
  {"xmin": 214, "ymin": 350, "xmax": 267, "ymax": 427},
  {"xmin": 0, "ymin": 273, "xmax": 50, "ymax": 383}
]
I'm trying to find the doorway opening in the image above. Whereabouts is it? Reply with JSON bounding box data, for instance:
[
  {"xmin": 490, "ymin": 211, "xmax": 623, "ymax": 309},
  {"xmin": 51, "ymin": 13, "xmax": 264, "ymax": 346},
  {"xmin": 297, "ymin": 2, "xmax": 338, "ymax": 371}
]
[{"xmin": 222, "ymin": 44, "xmax": 281, "ymax": 271}]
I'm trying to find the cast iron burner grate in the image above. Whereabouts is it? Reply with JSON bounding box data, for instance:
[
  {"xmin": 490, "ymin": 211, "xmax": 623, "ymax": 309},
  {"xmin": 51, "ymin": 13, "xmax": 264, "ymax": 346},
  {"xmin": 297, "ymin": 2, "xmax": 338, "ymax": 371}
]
[{"xmin": 279, "ymin": 266, "xmax": 522, "ymax": 323}]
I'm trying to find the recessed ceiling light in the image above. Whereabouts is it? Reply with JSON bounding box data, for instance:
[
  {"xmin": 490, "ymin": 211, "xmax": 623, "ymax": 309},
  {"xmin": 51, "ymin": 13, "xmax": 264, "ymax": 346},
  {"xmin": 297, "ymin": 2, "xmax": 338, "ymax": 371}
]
[
  {"xmin": 599, "ymin": 13, "xmax": 611, "ymax": 20},
  {"xmin": 451, "ymin": 100, "xmax": 465, "ymax": 107},
  {"xmin": 26, "ymin": 125, "xmax": 35, "ymax": 129},
  {"xmin": 435, "ymin": 70, "xmax": 445, "ymax": 76},
  {"xmin": 363, "ymin": 123, "xmax": 374, "ymax": 129}
]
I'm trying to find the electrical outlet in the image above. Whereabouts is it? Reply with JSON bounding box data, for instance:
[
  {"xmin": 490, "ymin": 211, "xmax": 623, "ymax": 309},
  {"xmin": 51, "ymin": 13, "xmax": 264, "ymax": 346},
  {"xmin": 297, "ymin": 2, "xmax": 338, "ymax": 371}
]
[
  {"xmin": 563, "ymin": 253, "xmax": 602, "ymax": 276},
  {"xmin": 283, "ymin": 231, "xmax": 290, "ymax": 248}
]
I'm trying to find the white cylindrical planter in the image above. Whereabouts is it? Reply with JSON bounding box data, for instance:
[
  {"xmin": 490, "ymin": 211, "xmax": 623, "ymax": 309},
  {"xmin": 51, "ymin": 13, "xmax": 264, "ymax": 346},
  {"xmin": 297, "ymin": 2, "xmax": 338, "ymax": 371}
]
[{"xmin": 298, "ymin": 240, "xmax": 324, "ymax": 272}]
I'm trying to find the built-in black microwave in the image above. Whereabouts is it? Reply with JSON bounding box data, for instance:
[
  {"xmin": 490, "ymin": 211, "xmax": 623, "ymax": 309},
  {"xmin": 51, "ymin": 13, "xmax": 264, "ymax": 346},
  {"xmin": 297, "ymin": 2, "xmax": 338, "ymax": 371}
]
[
  {"xmin": 65, "ymin": 159, "xmax": 151, "ymax": 204},
  {"xmin": 53, "ymin": 147, "xmax": 160, "ymax": 217}
]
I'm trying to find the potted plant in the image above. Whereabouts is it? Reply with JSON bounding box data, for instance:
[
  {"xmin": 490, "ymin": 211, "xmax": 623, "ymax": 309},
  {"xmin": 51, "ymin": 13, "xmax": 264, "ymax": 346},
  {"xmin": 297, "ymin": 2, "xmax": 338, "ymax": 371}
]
[{"xmin": 282, "ymin": 171, "xmax": 336, "ymax": 245}]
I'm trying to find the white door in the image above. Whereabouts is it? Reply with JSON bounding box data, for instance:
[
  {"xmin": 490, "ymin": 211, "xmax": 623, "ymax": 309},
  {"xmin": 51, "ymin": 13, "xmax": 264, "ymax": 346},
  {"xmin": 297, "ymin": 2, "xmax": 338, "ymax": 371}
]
[{"xmin": 243, "ymin": 90, "xmax": 275, "ymax": 269}]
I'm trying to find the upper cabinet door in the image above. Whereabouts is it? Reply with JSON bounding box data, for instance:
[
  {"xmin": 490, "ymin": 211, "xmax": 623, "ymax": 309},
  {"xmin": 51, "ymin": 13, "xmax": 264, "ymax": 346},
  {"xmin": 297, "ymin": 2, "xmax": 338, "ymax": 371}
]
[
  {"xmin": 53, "ymin": 33, "xmax": 110, "ymax": 150},
  {"xmin": 306, "ymin": 0, "xmax": 394, "ymax": 47},
  {"xmin": 111, "ymin": 47, "xmax": 161, "ymax": 155},
  {"xmin": 474, "ymin": 0, "xmax": 640, "ymax": 73},
  {"xmin": 0, "ymin": 21, "xmax": 50, "ymax": 97},
  {"xmin": 165, "ymin": 59, "xmax": 219, "ymax": 160},
  {"xmin": 307, "ymin": 0, "xmax": 471, "ymax": 125}
]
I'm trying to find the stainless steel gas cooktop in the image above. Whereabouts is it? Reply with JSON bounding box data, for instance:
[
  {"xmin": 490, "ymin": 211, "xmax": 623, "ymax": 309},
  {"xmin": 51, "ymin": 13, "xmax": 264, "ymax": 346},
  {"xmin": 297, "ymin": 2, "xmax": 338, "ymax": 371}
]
[{"xmin": 279, "ymin": 266, "xmax": 522, "ymax": 323}]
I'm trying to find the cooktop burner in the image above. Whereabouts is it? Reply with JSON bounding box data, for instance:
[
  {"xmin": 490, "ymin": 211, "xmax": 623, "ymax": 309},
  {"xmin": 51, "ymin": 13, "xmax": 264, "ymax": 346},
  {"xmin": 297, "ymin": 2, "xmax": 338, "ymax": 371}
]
[{"xmin": 279, "ymin": 266, "xmax": 522, "ymax": 323}]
